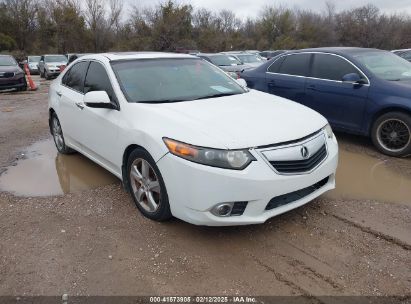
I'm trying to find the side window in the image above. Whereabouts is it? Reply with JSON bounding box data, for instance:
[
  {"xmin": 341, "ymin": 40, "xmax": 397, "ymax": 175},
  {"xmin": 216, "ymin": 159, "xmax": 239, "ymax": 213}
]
[
  {"xmin": 312, "ymin": 54, "xmax": 362, "ymax": 81},
  {"xmin": 84, "ymin": 62, "xmax": 116, "ymax": 102},
  {"xmin": 61, "ymin": 61, "xmax": 89, "ymax": 93},
  {"xmin": 278, "ymin": 54, "xmax": 311, "ymax": 77},
  {"xmin": 267, "ymin": 56, "xmax": 285, "ymax": 73}
]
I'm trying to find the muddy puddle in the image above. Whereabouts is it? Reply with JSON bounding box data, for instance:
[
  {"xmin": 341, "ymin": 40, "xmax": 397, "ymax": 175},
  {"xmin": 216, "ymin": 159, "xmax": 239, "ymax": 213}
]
[
  {"xmin": 324, "ymin": 148, "xmax": 411, "ymax": 205},
  {"xmin": 0, "ymin": 139, "xmax": 118, "ymax": 196},
  {"xmin": 0, "ymin": 138, "xmax": 410, "ymax": 203}
]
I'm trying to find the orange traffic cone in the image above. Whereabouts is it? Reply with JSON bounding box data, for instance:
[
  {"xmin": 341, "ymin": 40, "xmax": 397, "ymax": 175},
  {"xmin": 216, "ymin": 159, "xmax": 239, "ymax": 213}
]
[{"xmin": 24, "ymin": 63, "xmax": 38, "ymax": 91}]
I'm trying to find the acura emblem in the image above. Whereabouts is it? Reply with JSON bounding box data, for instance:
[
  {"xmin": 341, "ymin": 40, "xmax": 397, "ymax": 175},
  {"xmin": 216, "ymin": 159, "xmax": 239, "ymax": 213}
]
[{"xmin": 301, "ymin": 146, "xmax": 309, "ymax": 159}]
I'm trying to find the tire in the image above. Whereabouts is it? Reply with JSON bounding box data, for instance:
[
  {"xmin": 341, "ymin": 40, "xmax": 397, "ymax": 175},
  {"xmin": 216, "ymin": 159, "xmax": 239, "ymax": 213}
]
[
  {"xmin": 50, "ymin": 113, "xmax": 75, "ymax": 154},
  {"xmin": 126, "ymin": 148, "xmax": 172, "ymax": 221},
  {"xmin": 371, "ymin": 112, "xmax": 411, "ymax": 157},
  {"xmin": 45, "ymin": 70, "xmax": 51, "ymax": 80},
  {"xmin": 19, "ymin": 78, "xmax": 27, "ymax": 91}
]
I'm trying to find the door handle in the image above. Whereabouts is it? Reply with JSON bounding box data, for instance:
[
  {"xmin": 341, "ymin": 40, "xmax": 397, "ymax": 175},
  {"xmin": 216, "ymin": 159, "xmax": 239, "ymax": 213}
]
[
  {"xmin": 267, "ymin": 80, "xmax": 276, "ymax": 86},
  {"xmin": 307, "ymin": 85, "xmax": 317, "ymax": 91},
  {"xmin": 56, "ymin": 91, "xmax": 62, "ymax": 97},
  {"xmin": 75, "ymin": 102, "xmax": 85, "ymax": 110}
]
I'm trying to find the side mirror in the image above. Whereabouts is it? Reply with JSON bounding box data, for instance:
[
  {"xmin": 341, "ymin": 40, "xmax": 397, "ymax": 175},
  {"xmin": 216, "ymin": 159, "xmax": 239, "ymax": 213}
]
[
  {"xmin": 84, "ymin": 91, "xmax": 117, "ymax": 109},
  {"xmin": 342, "ymin": 73, "xmax": 366, "ymax": 85},
  {"xmin": 236, "ymin": 78, "xmax": 248, "ymax": 88}
]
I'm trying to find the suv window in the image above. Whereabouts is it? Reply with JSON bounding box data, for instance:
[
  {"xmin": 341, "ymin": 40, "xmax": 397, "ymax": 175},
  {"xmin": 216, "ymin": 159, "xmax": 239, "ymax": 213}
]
[
  {"xmin": 84, "ymin": 62, "xmax": 116, "ymax": 102},
  {"xmin": 312, "ymin": 54, "xmax": 361, "ymax": 81},
  {"xmin": 278, "ymin": 53, "xmax": 311, "ymax": 77},
  {"xmin": 62, "ymin": 61, "xmax": 89, "ymax": 93},
  {"xmin": 267, "ymin": 56, "xmax": 286, "ymax": 73}
]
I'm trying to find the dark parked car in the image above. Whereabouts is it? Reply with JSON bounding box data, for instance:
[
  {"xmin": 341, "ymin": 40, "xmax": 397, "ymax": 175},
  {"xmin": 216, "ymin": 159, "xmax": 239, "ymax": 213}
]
[
  {"xmin": 197, "ymin": 53, "xmax": 252, "ymax": 78},
  {"xmin": 0, "ymin": 55, "xmax": 27, "ymax": 91},
  {"xmin": 242, "ymin": 47, "xmax": 411, "ymax": 157},
  {"xmin": 259, "ymin": 50, "xmax": 287, "ymax": 60}
]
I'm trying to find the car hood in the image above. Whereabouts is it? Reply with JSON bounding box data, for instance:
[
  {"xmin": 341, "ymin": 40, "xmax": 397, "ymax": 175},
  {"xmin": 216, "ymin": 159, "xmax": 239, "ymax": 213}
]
[
  {"xmin": 146, "ymin": 90, "xmax": 328, "ymax": 149},
  {"xmin": 0, "ymin": 65, "xmax": 20, "ymax": 73},
  {"xmin": 46, "ymin": 62, "xmax": 67, "ymax": 66}
]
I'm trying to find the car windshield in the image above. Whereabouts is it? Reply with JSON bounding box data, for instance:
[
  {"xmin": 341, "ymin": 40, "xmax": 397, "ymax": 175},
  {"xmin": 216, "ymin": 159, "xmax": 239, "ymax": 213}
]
[
  {"xmin": 45, "ymin": 55, "xmax": 67, "ymax": 63},
  {"xmin": 28, "ymin": 56, "xmax": 41, "ymax": 63},
  {"xmin": 209, "ymin": 55, "xmax": 242, "ymax": 66},
  {"xmin": 0, "ymin": 56, "xmax": 17, "ymax": 66},
  {"xmin": 354, "ymin": 51, "xmax": 411, "ymax": 81},
  {"xmin": 237, "ymin": 54, "xmax": 264, "ymax": 63},
  {"xmin": 111, "ymin": 58, "xmax": 246, "ymax": 103}
]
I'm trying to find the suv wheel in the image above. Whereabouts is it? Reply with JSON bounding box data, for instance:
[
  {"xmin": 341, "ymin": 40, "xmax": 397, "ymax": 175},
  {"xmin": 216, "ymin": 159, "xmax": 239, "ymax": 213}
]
[
  {"xmin": 371, "ymin": 112, "xmax": 411, "ymax": 157},
  {"xmin": 126, "ymin": 148, "xmax": 172, "ymax": 221},
  {"xmin": 51, "ymin": 113, "xmax": 75, "ymax": 154}
]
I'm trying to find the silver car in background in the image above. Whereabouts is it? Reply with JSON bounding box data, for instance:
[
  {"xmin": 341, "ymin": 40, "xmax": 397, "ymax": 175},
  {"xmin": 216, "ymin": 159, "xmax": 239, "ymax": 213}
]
[
  {"xmin": 197, "ymin": 53, "xmax": 253, "ymax": 78},
  {"xmin": 38, "ymin": 54, "xmax": 68, "ymax": 80},
  {"xmin": 223, "ymin": 52, "xmax": 266, "ymax": 68}
]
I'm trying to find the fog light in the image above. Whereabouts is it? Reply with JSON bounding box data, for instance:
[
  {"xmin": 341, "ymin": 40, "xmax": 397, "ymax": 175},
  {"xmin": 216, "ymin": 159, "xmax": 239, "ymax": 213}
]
[{"xmin": 212, "ymin": 203, "xmax": 233, "ymax": 217}]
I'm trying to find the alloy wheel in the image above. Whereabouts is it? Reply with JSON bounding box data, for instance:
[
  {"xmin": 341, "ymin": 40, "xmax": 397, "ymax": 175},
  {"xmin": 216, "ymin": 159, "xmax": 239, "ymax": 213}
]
[
  {"xmin": 377, "ymin": 118, "xmax": 411, "ymax": 153},
  {"xmin": 52, "ymin": 117, "xmax": 64, "ymax": 151},
  {"xmin": 129, "ymin": 158, "xmax": 161, "ymax": 213}
]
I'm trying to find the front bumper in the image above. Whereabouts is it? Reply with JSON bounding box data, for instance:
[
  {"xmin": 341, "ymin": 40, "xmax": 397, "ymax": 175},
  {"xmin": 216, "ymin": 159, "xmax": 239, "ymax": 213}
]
[
  {"xmin": 46, "ymin": 69, "xmax": 61, "ymax": 76},
  {"xmin": 0, "ymin": 75, "xmax": 26, "ymax": 90},
  {"xmin": 157, "ymin": 133, "xmax": 338, "ymax": 226}
]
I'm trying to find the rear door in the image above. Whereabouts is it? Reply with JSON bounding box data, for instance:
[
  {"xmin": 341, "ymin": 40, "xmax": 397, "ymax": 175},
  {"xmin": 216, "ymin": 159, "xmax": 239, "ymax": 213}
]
[
  {"xmin": 265, "ymin": 53, "xmax": 312, "ymax": 104},
  {"xmin": 58, "ymin": 61, "xmax": 90, "ymax": 146},
  {"xmin": 304, "ymin": 53, "xmax": 370, "ymax": 131}
]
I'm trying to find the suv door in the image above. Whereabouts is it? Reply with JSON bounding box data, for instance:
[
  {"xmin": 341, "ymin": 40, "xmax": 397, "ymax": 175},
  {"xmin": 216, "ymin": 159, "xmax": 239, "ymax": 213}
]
[
  {"xmin": 265, "ymin": 53, "xmax": 312, "ymax": 104},
  {"xmin": 304, "ymin": 53, "xmax": 370, "ymax": 132},
  {"xmin": 58, "ymin": 61, "xmax": 90, "ymax": 146},
  {"xmin": 77, "ymin": 61, "xmax": 121, "ymax": 173}
]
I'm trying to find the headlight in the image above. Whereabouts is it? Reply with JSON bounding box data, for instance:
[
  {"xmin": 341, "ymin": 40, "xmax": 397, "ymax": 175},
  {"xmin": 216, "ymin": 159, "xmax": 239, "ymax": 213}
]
[
  {"xmin": 323, "ymin": 124, "xmax": 334, "ymax": 139},
  {"xmin": 163, "ymin": 138, "xmax": 255, "ymax": 170}
]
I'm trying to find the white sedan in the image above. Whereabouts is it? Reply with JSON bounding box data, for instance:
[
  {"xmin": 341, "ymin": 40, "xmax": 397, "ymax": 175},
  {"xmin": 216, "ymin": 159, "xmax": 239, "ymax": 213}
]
[{"xmin": 48, "ymin": 52, "xmax": 338, "ymax": 226}]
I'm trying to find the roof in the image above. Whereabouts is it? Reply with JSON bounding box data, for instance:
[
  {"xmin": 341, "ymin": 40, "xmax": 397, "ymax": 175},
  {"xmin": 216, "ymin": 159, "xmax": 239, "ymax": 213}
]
[
  {"xmin": 97, "ymin": 52, "xmax": 195, "ymax": 61},
  {"xmin": 289, "ymin": 47, "xmax": 383, "ymax": 56},
  {"xmin": 197, "ymin": 53, "xmax": 231, "ymax": 57}
]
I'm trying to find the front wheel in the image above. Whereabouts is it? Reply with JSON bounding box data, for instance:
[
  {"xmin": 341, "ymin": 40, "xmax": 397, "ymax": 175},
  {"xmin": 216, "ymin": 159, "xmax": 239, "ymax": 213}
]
[
  {"xmin": 371, "ymin": 112, "xmax": 411, "ymax": 157},
  {"xmin": 126, "ymin": 149, "xmax": 172, "ymax": 221}
]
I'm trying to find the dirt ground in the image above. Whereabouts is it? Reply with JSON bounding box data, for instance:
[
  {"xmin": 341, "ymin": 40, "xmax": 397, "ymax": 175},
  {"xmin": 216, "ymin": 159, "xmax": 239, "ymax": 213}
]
[{"xmin": 0, "ymin": 76, "xmax": 410, "ymax": 298}]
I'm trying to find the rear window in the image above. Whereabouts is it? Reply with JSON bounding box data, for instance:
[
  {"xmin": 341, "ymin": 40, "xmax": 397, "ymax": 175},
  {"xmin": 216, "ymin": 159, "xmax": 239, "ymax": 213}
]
[
  {"xmin": 62, "ymin": 61, "xmax": 89, "ymax": 93},
  {"xmin": 278, "ymin": 54, "xmax": 311, "ymax": 77}
]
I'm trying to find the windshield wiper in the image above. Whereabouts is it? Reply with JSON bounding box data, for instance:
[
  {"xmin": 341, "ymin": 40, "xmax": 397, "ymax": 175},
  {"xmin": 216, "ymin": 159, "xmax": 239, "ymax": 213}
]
[
  {"xmin": 193, "ymin": 92, "xmax": 239, "ymax": 100},
  {"xmin": 137, "ymin": 99, "xmax": 188, "ymax": 104}
]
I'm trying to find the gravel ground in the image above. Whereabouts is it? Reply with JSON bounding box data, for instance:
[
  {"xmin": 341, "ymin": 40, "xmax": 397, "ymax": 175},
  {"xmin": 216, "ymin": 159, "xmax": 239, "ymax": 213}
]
[{"xmin": 0, "ymin": 76, "xmax": 410, "ymax": 297}]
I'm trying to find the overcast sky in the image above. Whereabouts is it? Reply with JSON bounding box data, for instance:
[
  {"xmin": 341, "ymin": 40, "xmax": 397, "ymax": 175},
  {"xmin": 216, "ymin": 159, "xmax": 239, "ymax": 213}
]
[{"xmin": 125, "ymin": 0, "xmax": 411, "ymax": 19}]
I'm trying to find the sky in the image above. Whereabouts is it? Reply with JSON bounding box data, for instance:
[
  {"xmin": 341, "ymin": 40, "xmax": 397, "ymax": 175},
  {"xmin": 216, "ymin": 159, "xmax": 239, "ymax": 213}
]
[{"xmin": 125, "ymin": 0, "xmax": 411, "ymax": 19}]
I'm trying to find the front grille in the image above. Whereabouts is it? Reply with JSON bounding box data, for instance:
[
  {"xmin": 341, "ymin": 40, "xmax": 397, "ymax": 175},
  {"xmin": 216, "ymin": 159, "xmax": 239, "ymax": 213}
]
[
  {"xmin": 0, "ymin": 72, "xmax": 14, "ymax": 78},
  {"xmin": 270, "ymin": 144, "xmax": 327, "ymax": 174},
  {"xmin": 265, "ymin": 176, "xmax": 329, "ymax": 210},
  {"xmin": 230, "ymin": 201, "xmax": 248, "ymax": 216}
]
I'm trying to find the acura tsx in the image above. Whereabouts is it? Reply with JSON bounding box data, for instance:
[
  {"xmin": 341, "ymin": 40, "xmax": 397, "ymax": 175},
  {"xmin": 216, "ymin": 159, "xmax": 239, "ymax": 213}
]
[{"xmin": 48, "ymin": 52, "xmax": 338, "ymax": 226}]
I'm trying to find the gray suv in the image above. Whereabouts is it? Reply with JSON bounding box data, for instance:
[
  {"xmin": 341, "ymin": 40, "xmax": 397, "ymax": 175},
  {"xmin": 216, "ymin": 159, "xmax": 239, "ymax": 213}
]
[{"xmin": 38, "ymin": 55, "xmax": 68, "ymax": 80}]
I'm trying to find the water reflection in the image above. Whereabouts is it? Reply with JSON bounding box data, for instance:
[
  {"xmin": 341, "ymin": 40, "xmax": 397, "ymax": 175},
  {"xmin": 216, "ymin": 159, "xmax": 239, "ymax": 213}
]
[{"xmin": 0, "ymin": 139, "xmax": 118, "ymax": 196}]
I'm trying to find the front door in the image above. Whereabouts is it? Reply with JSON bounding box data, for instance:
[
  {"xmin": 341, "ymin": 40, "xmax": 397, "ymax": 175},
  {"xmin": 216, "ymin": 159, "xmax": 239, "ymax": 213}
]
[{"xmin": 303, "ymin": 53, "xmax": 370, "ymax": 132}]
